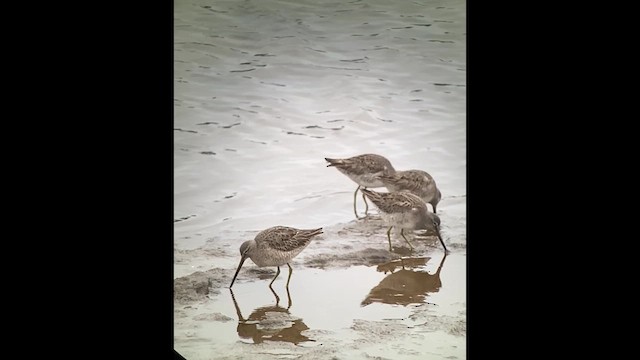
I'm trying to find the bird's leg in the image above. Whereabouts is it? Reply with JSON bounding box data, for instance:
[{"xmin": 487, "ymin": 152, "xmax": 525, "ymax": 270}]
[
  {"xmin": 286, "ymin": 286, "xmax": 292, "ymax": 309},
  {"xmin": 354, "ymin": 185, "xmax": 364, "ymax": 219},
  {"xmin": 269, "ymin": 284, "xmax": 280, "ymax": 305},
  {"xmin": 362, "ymin": 187, "xmax": 369, "ymax": 216},
  {"xmin": 400, "ymin": 228, "xmax": 414, "ymax": 251},
  {"xmin": 269, "ymin": 266, "xmax": 281, "ymax": 288},
  {"xmin": 286, "ymin": 264, "xmax": 293, "ymax": 309},
  {"xmin": 386, "ymin": 226, "xmax": 394, "ymax": 251},
  {"xmin": 285, "ymin": 263, "xmax": 294, "ymax": 288}
]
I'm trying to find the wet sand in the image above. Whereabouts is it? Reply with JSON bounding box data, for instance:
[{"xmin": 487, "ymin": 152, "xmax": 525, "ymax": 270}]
[
  {"xmin": 174, "ymin": 0, "xmax": 466, "ymax": 358},
  {"xmin": 175, "ymin": 215, "xmax": 466, "ymax": 359}
]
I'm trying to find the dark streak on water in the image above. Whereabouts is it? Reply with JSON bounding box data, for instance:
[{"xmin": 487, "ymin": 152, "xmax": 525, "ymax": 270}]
[
  {"xmin": 197, "ymin": 121, "xmax": 219, "ymax": 125},
  {"xmin": 174, "ymin": 128, "xmax": 198, "ymax": 133},
  {"xmin": 200, "ymin": 151, "xmax": 216, "ymax": 155},
  {"xmin": 294, "ymin": 194, "xmax": 323, "ymax": 202},
  {"xmin": 175, "ymin": 41, "xmax": 217, "ymax": 48},
  {"xmin": 174, "ymin": 215, "xmax": 196, "ymax": 223},
  {"xmin": 254, "ymin": 53, "xmax": 276, "ymax": 57},
  {"xmin": 223, "ymin": 193, "xmax": 237, "ymax": 200},
  {"xmin": 201, "ymin": 5, "xmax": 228, "ymax": 13},
  {"xmin": 429, "ymin": 40, "xmax": 455, "ymax": 43},
  {"xmin": 304, "ymin": 125, "xmax": 345, "ymax": 130},
  {"xmin": 433, "ymin": 83, "xmax": 466, "ymax": 87},
  {"xmin": 221, "ymin": 122, "xmax": 242, "ymax": 128},
  {"xmin": 319, "ymin": 66, "xmax": 362, "ymax": 71},
  {"xmin": 340, "ymin": 58, "xmax": 367, "ymax": 63},
  {"xmin": 230, "ymin": 68, "xmax": 255, "ymax": 73},
  {"xmin": 230, "ymin": 48, "xmax": 249, "ymax": 54},
  {"xmin": 260, "ymin": 82, "xmax": 286, "ymax": 87},
  {"xmin": 361, "ymin": 47, "xmax": 393, "ymax": 51},
  {"xmin": 234, "ymin": 108, "xmax": 258, "ymax": 114}
]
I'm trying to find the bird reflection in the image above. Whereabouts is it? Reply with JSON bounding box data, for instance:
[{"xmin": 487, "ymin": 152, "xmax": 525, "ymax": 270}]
[
  {"xmin": 229, "ymin": 287, "xmax": 314, "ymax": 345},
  {"xmin": 361, "ymin": 253, "xmax": 447, "ymax": 306}
]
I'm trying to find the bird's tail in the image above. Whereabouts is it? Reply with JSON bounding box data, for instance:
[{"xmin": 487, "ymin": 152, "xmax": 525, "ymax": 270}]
[{"xmin": 360, "ymin": 188, "xmax": 384, "ymax": 206}]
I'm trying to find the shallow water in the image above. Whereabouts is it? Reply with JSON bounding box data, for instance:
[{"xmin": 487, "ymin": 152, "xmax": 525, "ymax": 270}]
[
  {"xmin": 174, "ymin": 0, "xmax": 466, "ymax": 358},
  {"xmin": 176, "ymin": 254, "xmax": 464, "ymax": 359}
]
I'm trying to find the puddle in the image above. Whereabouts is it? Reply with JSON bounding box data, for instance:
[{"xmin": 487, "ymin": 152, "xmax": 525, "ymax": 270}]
[{"xmin": 175, "ymin": 254, "xmax": 465, "ymax": 359}]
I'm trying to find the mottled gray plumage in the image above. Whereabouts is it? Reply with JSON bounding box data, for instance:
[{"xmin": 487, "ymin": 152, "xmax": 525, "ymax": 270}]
[
  {"xmin": 325, "ymin": 154, "xmax": 396, "ymax": 218},
  {"xmin": 361, "ymin": 189, "xmax": 447, "ymax": 253},
  {"xmin": 230, "ymin": 226, "xmax": 323, "ymax": 288},
  {"xmin": 379, "ymin": 169, "xmax": 442, "ymax": 213}
]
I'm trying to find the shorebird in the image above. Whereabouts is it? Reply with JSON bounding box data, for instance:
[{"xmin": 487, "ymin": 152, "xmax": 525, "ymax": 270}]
[
  {"xmin": 325, "ymin": 154, "xmax": 396, "ymax": 219},
  {"xmin": 379, "ymin": 169, "xmax": 442, "ymax": 213},
  {"xmin": 361, "ymin": 188, "xmax": 448, "ymax": 253},
  {"xmin": 229, "ymin": 226, "xmax": 323, "ymax": 288}
]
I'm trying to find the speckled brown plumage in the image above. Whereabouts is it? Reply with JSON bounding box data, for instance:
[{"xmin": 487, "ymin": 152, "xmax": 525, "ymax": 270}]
[
  {"xmin": 361, "ymin": 189, "xmax": 447, "ymax": 253},
  {"xmin": 325, "ymin": 154, "xmax": 396, "ymax": 218},
  {"xmin": 230, "ymin": 226, "xmax": 323, "ymax": 288},
  {"xmin": 379, "ymin": 169, "xmax": 441, "ymax": 213}
]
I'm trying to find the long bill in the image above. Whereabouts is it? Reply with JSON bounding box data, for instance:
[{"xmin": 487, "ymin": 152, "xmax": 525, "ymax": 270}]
[
  {"xmin": 435, "ymin": 226, "xmax": 449, "ymax": 253},
  {"xmin": 229, "ymin": 254, "xmax": 248, "ymax": 288}
]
